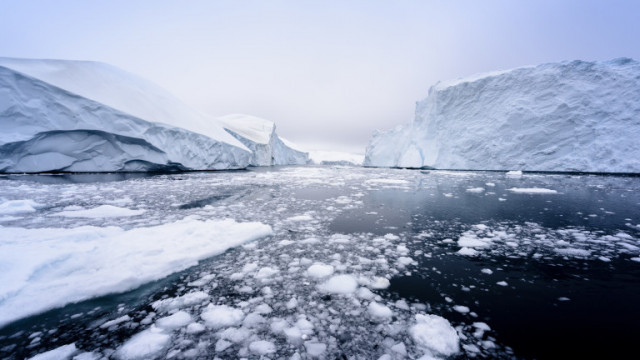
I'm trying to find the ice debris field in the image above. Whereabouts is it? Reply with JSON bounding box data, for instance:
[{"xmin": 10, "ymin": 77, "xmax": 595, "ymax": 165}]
[{"xmin": 0, "ymin": 166, "xmax": 639, "ymax": 359}]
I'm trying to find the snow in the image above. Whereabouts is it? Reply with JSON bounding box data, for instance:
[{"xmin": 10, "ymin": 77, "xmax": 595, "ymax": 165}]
[
  {"xmin": 218, "ymin": 114, "xmax": 309, "ymax": 166},
  {"xmin": 507, "ymin": 187, "xmax": 558, "ymax": 194},
  {"xmin": 0, "ymin": 218, "xmax": 272, "ymax": 327},
  {"xmin": 0, "ymin": 58, "xmax": 252, "ymax": 172},
  {"xmin": 27, "ymin": 344, "xmax": 77, "ymax": 360},
  {"xmin": 115, "ymin": 326, "xmax": 171, "ymax": 360},
  {"xmin": 317, "ymin": 274, "xmax": 358, "ymax": 294},
  {"xmin": 410, "ymin": 314, "xmax": 460, "ymax": 357},
  {"xmin": 365, "ymin": 58, "xmax": 640, "ymax": 173},
  {"xmin": 54, "ymin": 205, "xmax": 145, "ymax": 218}
]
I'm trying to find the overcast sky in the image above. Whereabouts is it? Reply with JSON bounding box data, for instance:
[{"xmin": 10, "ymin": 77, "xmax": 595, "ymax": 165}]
[{"xmin": 2, "ymin": 0, "xmax": 639, "ymax": 153}]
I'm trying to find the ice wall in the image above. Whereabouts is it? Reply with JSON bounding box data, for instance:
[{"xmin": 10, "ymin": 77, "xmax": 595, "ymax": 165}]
[{"xmin": 365, "ymin": 58, "xmax": 640, "ymax": 173}]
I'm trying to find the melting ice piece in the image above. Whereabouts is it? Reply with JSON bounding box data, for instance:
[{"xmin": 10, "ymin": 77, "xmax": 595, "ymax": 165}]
[
  {"xmin": 201, "ymin": 304, "xmax": 244, "ymax": 329},
  {"xmin": 116, "ymin": 326, "xmax": 171, "ymax": 360},
  {"xmin": 409, "ymin": 314, "xmax": 460, "ymax": 357},
  {"xmin": 317, "ymin": 274, "xmax": 358, "ymax": 294}
]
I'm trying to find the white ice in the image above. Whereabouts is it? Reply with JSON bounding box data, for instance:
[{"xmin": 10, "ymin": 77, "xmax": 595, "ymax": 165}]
[
  {"xmin": 365, "ymin": 58, "xmax": 640, "ymax": 173},
  {"xmin": 0, "ymin": 218, "xmax": 272, "ymax": 327}
]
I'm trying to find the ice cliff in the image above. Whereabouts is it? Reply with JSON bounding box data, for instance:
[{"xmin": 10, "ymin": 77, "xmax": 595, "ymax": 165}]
[
  {"xmin": 0, "ymin": 58, "xmax": 254, "ymax": 172},
  {"xmin": 364, "ymin": 58, "xmax": 640, "ymax": 173},
  {"xmin": 218, "ymin": 114, "xmax": 309, "ymax": 166}
]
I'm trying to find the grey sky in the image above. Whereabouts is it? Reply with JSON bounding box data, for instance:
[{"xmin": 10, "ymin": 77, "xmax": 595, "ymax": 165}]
[{"xmin": 1, "ymin": 0, "xmax": 639, "ymax": 153}]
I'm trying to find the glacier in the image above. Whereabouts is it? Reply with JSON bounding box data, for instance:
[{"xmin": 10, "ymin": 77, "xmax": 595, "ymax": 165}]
[
  {"xmin": 218, "ymin": 114, "xmax": 309, "ymax": 166},
  {"xmin": 365, "ymin": 58, "xmax": 640, "ymax": 173},
  {"xmin": 0, "ymin": 58, "xmax": 255, "ymax": 172}
]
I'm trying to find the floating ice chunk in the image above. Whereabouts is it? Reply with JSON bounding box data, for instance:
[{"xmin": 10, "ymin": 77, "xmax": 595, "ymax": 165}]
[
  {"xmin": 215, "ymin": 339, "xmax": 232, "ymax": 352},
  {"xmin": 287, "ymin": 215, "xmax": 313, "ymax": 222},
  {"xmin": 466, "ymin": 187, "xmax": 485, "ymax": 193},
  {"xmin": 555, "ymin": 248, "xmax": 591, "ymax": 257},
  {"xmin": 304, "ymin": 342, "xmax": 327, "ymax": 357},
  {"xmin": 201, "ymin": 304, "xmax": 244, "ymax": 329},
  {"xmin": 507, "ymin": 188, "xmax": 557, "ymax": 194},
  {"xmin": 457, "ymin": 234, "xmax": 490, "ymax": 248},
  {"xmin": 152, "ymin": 291, "xmax": 209, "ymax": 312},
  {"xmin": 506, "ymin": 171, "xmax": 523, "ymax": 178},
  {"xmin": 255, "ymin": 267, "xmax": 279, "ymax": 279},
  {"xmin": 391, "ymin": 342, "xmax": 407, "ymax": 356},
  {"xmin": 243, "ymin": 313, "xmax": 266, "ymax": 328},
  {"xmin": 397, "ymin": 256, "xmax": 415, "ymax": 267},
  {"xmin": 300, "ymin": 237, "xmax": 320, "ymax": 244},
  {"xmin": 186, "ymin": 322, "xmax": 205, "ymax": 334},
  {"xmin": 270, "ymin": 318, "xmax": 289, "ymax": 334},
  {"xmin": 116, "ymin": 326, "xmax": 171, "ymax": 360},
  {"xmin": 54, "ymin": 205, "xmax": 145, "ymax": 218},
  {"xmin": 410, "ymin": 314, "xmax": 459, "ymax": 357},
  {"xmin": 365, "ymin": 179, "xmax": 410, "ymax": 185},
  {"xmin": 457, "ymin": 247, "xmax": 479, "ymax": 256},
  {"xmin": 370, "ymin": 277, "xmax": 391, "ymax": 289},
  {"xmin": 317, "ymin": 275, "xmax": 358, "ymax": 294},
  {"xmin": 0, "ymin": 200, "xmax": 41, "ymax": 215},
  {"xmin": 558, "ymin": 297, "xmax": 571, "ymax": 301},
  {"xmin": 630, "ymin": 257, "xmax": 640, "ymax": 262},
  {"xmin": 481, "ymin": 268, "xmax": 493, "ymax": 275},
  {"xmin": 395, "ymin": 299, "xmax": 410, "ymax": 310},
  {"xmin": 100, "ymin": 315, "xmax": 131, "ymax": 329},
  {"xmin": 279, "ymin": 239, "xmax": 295, "ymax": 246},
  {"xmin": 254, "ymin": 303, "xmax": 273, "ymax": 314},
  {"xmin": 218, "ymin": 327, "xmax": 253, "ymax": 343},
  {"xmin": 496, "ymin": 281, "xmax": 508, "ymax": 286},
  {"xmin": 27, "ymin": 343, "xmax": 77, "ymax": 360},
  {"xmin": 357, "ymin": 287, "xmax": 376, "ymax": 300},
  {"xmin": 73, "ymin": 352, "xmax": 101, "ymax": 360},
  {"xmin": 368, "ymin": 302, "xmax": 393, "ymax": 320},
  {"xmin": 286, "ymin": 298, "xmax": 298, "ymax": 309},
  {"xmin": 306, "ymin": 263, "xmax": 334, "ymax": 278},
  {"xmin": 472, "ymin": 322, "xmax": 491, "ymax": 338},
  {"xmin": 156, "ymin": 311, "xmax": 192, "ymax": 330},
  {"xmin": 188, "ymin": 274, "xmax": 216, "ymax": 287},
  {"xmin": 284, "ymin": 326, "xmax": 303, "ymax": 344},
  {"xmin": 453, "ymin": 305, "xmax": 470, "ymax": 314},
  {"xmin": 249, "ymin": 340, "xmax": 276, "ymax": 355}
]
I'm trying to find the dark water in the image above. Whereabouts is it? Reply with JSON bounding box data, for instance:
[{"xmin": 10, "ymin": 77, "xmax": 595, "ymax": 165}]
[{"xmin": 330, "ymin": 174, "xmax": 640, "ymax": 359}]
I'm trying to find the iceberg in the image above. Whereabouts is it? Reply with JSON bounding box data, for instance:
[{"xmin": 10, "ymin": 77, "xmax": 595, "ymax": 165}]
[
  {"xmin": 365, "ymin": 58, "xmax": 640, "ymax": 173},
  {"xmin": 0, "ymin": 58, "xmax": 252, "ymax": 172},
  {"xmin": 218, "ymin": 114, "xmax": 308, "ymax": 166}
]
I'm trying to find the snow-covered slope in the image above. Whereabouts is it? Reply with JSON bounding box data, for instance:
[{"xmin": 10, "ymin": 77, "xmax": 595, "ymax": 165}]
[
  {"xmin": 365, "ymin": 58, "xmax": 640, "ymax": 173},
  {"xmin": 0, "ymin": 58, "xmax": 252, "ymax": 172},
  {"xmin": 218, "ymin": 114, "xmax": 308, "ymax": 166}
]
